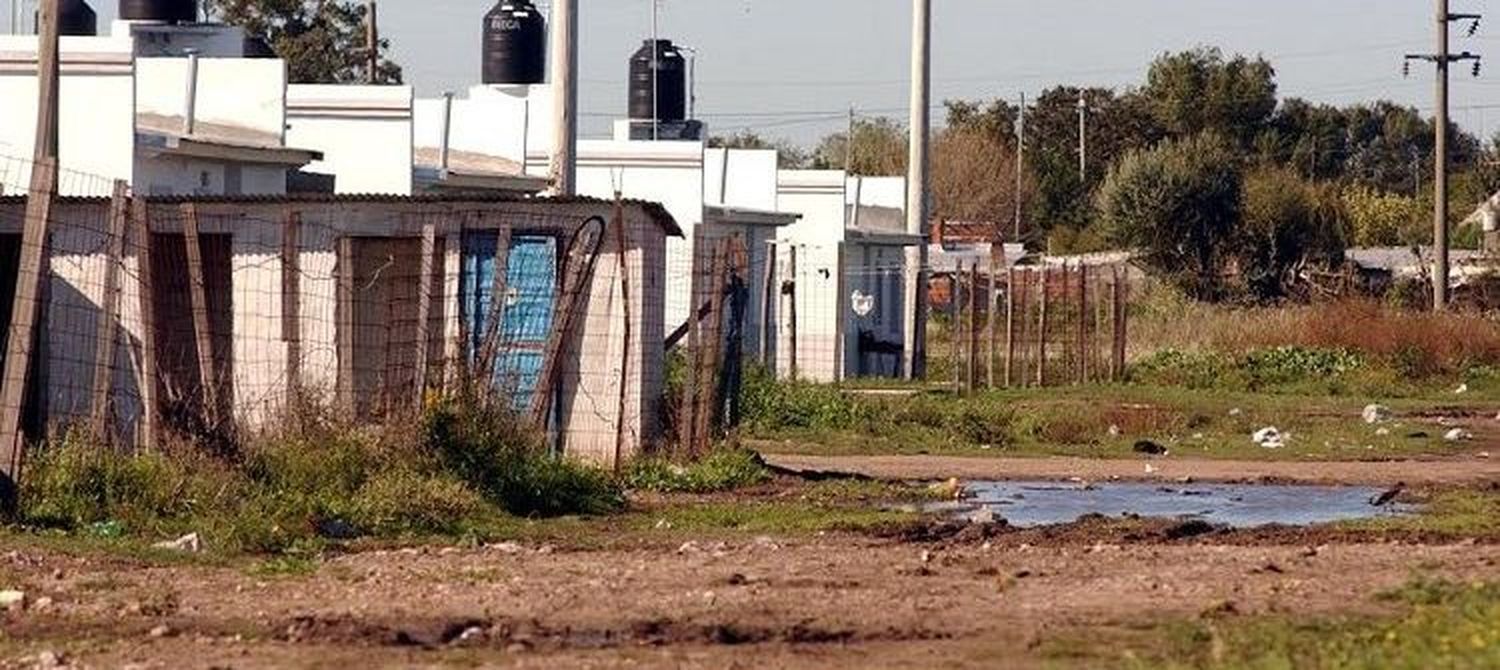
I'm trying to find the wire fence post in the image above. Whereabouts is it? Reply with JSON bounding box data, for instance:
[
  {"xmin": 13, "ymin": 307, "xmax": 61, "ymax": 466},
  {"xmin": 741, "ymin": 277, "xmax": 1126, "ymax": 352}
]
[
  {"xmin": 1078, "ymin": 263, "xmax": 1089, "ymax": 385},
  {"xmin": 787, "ymin": 245, "xmax": 799, "ymax": 380},
  {"xmin": 1004, "ymin": 267, "xmax": 1016, "ymax": 388},
  {"xmin": 90, "ymin": 181, "xmax": 130, "ymax": 443},
  {"xmin": 180, "ymin": 204, "xmax": 221, "ymax": 430},
  {"xmin": 1113, "ymin": 265, "xmax": 1128, "ymax": 381},
  {"xmin": 281, "ymin": 210, "xmax": 302, "ymax": 399},
  {"xmin": 132, "ymin": 199, "xmax": 158, "ymax": 450},
  {"xmin": 950, "ymin": 272, "xmax": 962, "ymax": 392},
  {"xmin": 966, "ymin": 261, "xmax": 979, "ymax": 393},
  {"xmin": 986, "ymin": 254, "xmax": 997, "ymax": 390},
  {"xmin": 760, "ymin": 240, "xmax": 777, "ymax": 366}
]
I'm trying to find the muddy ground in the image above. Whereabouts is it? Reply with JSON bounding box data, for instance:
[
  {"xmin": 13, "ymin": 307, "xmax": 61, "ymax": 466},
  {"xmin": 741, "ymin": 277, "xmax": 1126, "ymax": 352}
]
[
  {"xmin": 2, "ymin": 516, "xmax": 1498, "ymax": 669},
  {"xmin": 765, "ymin": 453, "xmax": 1500, "ymax": 486}
]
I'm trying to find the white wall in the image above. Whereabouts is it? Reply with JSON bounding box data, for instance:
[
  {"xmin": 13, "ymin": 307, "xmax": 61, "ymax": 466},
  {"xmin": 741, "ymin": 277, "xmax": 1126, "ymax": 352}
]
[
  {"xmin": 413, "ymin": 84, "xmax": 548, "ymax": 164},
  {"xmin": 0, "ymin": 34, "xmax": 136, "ymax": 195},
  {"xmin": 704, "ymin": 148, "xmax": 779, "ymax": 209},
  {"xmin": 136, "ymin": 57, "xmax": 287, "ymax": 142},
  {"xmin": 288, "ymin": 85, "xmax": 415, "ymax": 195},
  {"xmin": 774, "ymin": 170, "xmax": 847, "ymax": 382}
]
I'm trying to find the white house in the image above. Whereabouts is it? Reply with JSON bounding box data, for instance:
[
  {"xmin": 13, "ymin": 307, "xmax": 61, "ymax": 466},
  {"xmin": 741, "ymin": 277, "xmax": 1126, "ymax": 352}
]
[{"xmin": 0, "ymin": 20, "xmax": 320, "ymax": 197}]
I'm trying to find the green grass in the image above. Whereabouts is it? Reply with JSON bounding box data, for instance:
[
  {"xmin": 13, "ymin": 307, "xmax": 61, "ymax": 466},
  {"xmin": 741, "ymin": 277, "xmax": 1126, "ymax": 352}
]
[
  {"xmin": 627, "ymin": 501, "xmax": 916, "ymax": 535},
  {"xmin": 1346, "ymin": 488, "xmax": 1500, "ymax": 537},
  {"xmin": 1046, "ymin": 578, "xmax": 1500, "ymax": 669},
  {"xmin": 624, "ymin": 448, "xmax": 772, "ymax": 493},
  {"xmin": 750, "ymin": 384, "xmax": 1488, "ymax": 462}
]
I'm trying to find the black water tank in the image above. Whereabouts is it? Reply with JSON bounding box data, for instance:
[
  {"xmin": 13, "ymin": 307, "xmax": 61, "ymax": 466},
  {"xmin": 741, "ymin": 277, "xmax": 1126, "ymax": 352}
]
[
  {"xmin": 243, "ymin": 35, "xmax": 277, "ymax": 58},
  {"xmin": 629, "ymin": 40, "xmax": 686, "ymax": 122},
  {"xmin": 481, "ymin": 1, "xmax": 546, "ymax": 85},
  {"xmin": 119, "ymin": 0, "xmax": 197, "ymax": 22},
  {"xmin": 59, "ymin": 0, "xmax": 98, "ymax": 36}
]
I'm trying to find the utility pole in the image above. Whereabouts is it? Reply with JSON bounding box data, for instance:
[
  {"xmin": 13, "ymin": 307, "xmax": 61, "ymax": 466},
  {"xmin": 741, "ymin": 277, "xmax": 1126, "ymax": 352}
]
[
  {"xmin": 1014, "ymin": 93, "xmax": 1026, "ymax": 242},
  {"xmin": 1077, "ymin": 92, "xmax": 1087, "ymax": 180},
  {"xmin": 365, "ymin": 1, "xmax": 379, "ymax": 85},
  {"xmin": 549, "ymin": 0, "xmax": 578, "ymax": 195},
  {"xmin": 845, "ymin": 104, "xmax": 855, "ymax": 175},
  {"xmin": 902, "ymin": 0, "xmax": 931, "ymax": 381},
  {"xmin": 1406, "ymin": 0, "xmax": 1482, "ymax": 311},
  {"xmin": 1, "ymin": 0, "xmax": 59, "ymax": 514}
]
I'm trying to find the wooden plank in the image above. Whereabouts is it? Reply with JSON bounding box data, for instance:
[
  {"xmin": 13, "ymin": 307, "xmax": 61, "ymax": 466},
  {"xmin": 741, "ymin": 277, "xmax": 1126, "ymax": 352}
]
[
  {"xmin": 0, "ymin": 161, "xmax": 56, "ymax": 504},
  {"xmin": 759, "ymin": 241, "xmax": 777, "ymax": 365},
  {"xmin": 833, "ymin": 242, "xmax": 847, "ymax": 382},
  {"xmin": 723, "ymin": 237, "xmax": 750, "ymax": 432},
  {"xmin": 89, "ymin": 181, "xmax": 130, "ymax": 442},
  {"xmin": 679, "ymin": 237, "xmax": 704, "ymax": 457},
  {"xmin": 179, "ymin": 204, "xmax": 220, "ymax": 428},
  {"xmin": 281, "ymin": 210, "xmax": 302, "ymax": 397},
  {"xmin": 336, "ymin": 236, "xmax": 356, "ymax": 415},
  {"xmin": 132, "ymin": 199, "xmax": 158, "ymax": 450},
  {"xmin": 611, "ymin": 198, "xmax": 632, "ymax": 469},
  {"xmin": 528, "ymin": 217, "xmax": 605, "ymax": 425},
  {"xmin": 694, "ymin": 241, "xmax": 729, "ymax": 451},
  {"xmin": 413, "ymin": 220, "xmax": 437, "ymax": 406},
  {"xmin": 1008, "ymin": 266, "xmax": 1020, "ymax": 389}
]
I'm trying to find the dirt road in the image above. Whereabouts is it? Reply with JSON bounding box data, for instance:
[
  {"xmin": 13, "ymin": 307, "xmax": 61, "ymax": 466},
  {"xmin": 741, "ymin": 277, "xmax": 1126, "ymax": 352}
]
[
  {"xmin": 1, "ymin": 530, "xmax": 1498, "ymax": 669},
  {"xmin": 765, "ymin": 453, "xmax": 1500, "ymax": 486}
]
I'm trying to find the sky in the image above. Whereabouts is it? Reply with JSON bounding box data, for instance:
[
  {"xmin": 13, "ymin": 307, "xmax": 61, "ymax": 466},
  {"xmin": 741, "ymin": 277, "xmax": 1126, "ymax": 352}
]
[{"xmin": 20, "ymin": 0, "xmax": 1500, "ymax": 145}]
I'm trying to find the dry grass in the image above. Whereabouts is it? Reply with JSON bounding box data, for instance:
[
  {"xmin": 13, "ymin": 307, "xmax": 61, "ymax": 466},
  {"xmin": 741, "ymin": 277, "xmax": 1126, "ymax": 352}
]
[{"xmin": 1131, "ymin": 282, "xmax": 1500, "ymax": 376}]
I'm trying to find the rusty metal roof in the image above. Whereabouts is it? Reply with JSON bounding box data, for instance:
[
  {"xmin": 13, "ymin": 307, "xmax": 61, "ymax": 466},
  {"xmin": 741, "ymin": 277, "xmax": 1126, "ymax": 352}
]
[{"xmin": 0, "ymin": 193, "xmax": 682, "ymax": 237}]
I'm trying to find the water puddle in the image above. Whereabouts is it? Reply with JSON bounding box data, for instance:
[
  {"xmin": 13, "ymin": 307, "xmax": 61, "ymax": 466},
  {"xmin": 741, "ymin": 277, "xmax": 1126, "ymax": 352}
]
[{"xmin": 952, "ymin": 480, "xmax": 1415, "ymax": 528}]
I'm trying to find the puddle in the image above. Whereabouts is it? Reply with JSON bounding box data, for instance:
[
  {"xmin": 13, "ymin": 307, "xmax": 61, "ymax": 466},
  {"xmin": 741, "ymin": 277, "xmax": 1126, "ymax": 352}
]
[{"xmin": 954, "ymin": 480, "xmax": 1415, "ymax": 528}]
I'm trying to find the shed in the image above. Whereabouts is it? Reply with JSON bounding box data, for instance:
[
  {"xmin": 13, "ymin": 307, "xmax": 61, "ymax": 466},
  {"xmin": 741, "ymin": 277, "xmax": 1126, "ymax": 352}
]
[{"xmin": 0, "ymin": 193, "xmax": 676, "ymax": 468}]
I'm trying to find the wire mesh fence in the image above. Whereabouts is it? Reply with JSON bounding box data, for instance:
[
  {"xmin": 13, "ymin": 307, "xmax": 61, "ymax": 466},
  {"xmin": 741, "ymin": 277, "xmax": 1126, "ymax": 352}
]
[{"xmin": 0, "ymin": 157, "xmax": 674, "ymax": 482}]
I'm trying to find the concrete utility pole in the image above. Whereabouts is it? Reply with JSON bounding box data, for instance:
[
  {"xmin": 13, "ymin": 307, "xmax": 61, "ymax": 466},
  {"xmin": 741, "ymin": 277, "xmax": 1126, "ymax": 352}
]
[
  {"xmin": 365, "ymin": 1, "xmax": 379, "ymax": 85},
  {"xmin": 1014, "ymin": 92, "xmax": 1025, "ymax": 242},
  {"xmin": 549, "ymin": 0, "xmax": 578, "ymax": 195},
  {"xmin": 1077, "ymin": 92, "xmax": 1087, "ymax": 180},
  {"xmin": 1, "ymin": 0, "xmax": 59, "ymax": 514},
  {"xmin": 1406, "ymin": 0, "xmax": 1482, "ymax": 311},
  {"xmin": 902, "ymin": 0, "xmax": 931, "ymax": 381}
]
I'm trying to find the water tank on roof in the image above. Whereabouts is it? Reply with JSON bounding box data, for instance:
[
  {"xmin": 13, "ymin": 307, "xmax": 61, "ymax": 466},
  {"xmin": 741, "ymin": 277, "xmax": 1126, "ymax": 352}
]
[
  {"xmin": 629, "ymin": 39, "xmax": 686, "ymax": 123},
  {"xmin": 118, "ymin": 0, "xmax": 198, "ymax": 22},
  {"xmin": 481, "ymin": 1, "xmax": 546, "ymax": 85},
  {"xmin": 242, "ymin": 35, "xmax": 276, "ymax": 58},
  {"xmin": 59, "ymin": 0, "xmax": 98, "ymax": 36}
]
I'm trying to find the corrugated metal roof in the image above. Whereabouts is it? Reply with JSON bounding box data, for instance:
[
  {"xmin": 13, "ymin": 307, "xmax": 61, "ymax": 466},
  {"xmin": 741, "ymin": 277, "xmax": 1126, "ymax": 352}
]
[{"xmin": 0, "ymin": 192, "xmax": 682, "ymax": 236}]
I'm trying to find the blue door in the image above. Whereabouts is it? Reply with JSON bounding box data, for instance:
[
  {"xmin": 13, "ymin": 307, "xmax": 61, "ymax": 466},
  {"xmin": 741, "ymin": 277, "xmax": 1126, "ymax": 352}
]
[{"xmin": 461, "ymin": 232, "xmax": 559, "ymax": 410}]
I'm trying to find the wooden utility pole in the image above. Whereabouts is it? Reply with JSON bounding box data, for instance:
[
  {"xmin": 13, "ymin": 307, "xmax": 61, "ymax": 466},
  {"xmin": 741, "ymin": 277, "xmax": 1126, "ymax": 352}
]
[
  {"xmin": 0, "ymin": 0, "xmax": 60, "ymax": 513},
  {"xmin": 902, "ymin": 0, "xmax": 931, "ymax": 381},
  {"xmin": 365, "ymin": 1, "xmax": 379, "ymax": 85},
  {"xmin": 549, "ymin": 0, "xmax": 579, "ymax": 195},
  {"xmin": 1407, "ymin": 1, "xmax": 1481, "ymax": 311}
]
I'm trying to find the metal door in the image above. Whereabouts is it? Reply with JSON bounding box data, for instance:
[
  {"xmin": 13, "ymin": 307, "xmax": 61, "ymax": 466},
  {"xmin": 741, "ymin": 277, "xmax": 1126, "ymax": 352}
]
[{"xmin": 461, "ymin": 232, "xmax": 559, "ymax": 410}]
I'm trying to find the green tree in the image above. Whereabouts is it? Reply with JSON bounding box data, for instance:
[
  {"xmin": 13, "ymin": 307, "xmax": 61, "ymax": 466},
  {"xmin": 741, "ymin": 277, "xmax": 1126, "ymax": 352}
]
[
  {"xmin": 1142, "ymin": 47, "xmax": 1276, "ymax": 144},
  {"xmin": 708, "ymin": 131, "xmax": 811, "ymax": 169},
  {"xmin": 812, "ymin": 117, "xmax": 907, "ymax": 175},
  {"xmin": 1096, "ymin": 133, "xmax": 1244, "ymax": 300},
  {"xmin": 205, "ymin": 0, "xmax": 403, "ymax": 84}
]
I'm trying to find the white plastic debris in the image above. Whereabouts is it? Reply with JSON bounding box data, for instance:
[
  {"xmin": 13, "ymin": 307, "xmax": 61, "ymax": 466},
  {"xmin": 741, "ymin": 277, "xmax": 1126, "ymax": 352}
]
[
  {"xmin": 1108, "ymin": 424, "xmax": 1122, "ymax": 437},
  {"xmin": 1144, "ymin": 463, "xmax": 1159, "ymax": 475},
  {"xmin": 1375, "ymin": 427, "xmax": 1391, "ymax": 437},
  {"xmin": 1455, "ymin": 383, "xmax": 1470, "ymax": 395},
  {"xmin": 0, "ymin": 590, "xmax": 24, "ymax": 611},
  {"xmin": 1252, "ymin": 427, "xmax": 1285, "ymax": 449},
  {"xmin": 1227, "ymin": 408, "xmax": 1243, "ymax": 417},
  {"xmin": 969, "ymin": 506, "xmax": 997, "ymax": 525},
  {"xmin": 152, "ymin": 532, "xmax": 202, "ymax": 553},
  {"xmin": 1444, "ymin": 428, "xmax": 1474, "ymax": 442},
  {"xmin": 1362, "ymin": 404, "xmax": 1393, "ymax": 424}
]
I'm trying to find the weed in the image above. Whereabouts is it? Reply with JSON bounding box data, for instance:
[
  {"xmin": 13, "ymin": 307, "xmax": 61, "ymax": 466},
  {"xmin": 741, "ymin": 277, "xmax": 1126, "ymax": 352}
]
[{"xmin": 625, "ymin": 449, "xmax": 771, "ymax": 493}]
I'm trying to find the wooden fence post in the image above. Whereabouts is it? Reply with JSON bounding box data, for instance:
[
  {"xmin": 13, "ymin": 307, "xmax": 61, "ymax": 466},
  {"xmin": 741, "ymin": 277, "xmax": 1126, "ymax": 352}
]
[
  {"xmin": 1037, "ymin": 265, "xmax": 1049, "ymax": 387},
  {"xmin": 413, "ymin": 220, "xmax": 437, "ymax": 407},
  {"xmin": 1113, "ymin": 265, "xmax": 1128, "ymax": 380},
  {"xmin": 336, "ymin": 237, "xmax": 356, "ymax": 416},
  {"xmin": 967, "ymin": 262, "xmax": 979, "ymax": 393},
  {"xmin": 281, "ymin": 210, "xmax": 302, "ymax": 399},
  {"xmin": 611, "ymin": 198, "xmax": 633, "ymax": 469},
  {"xmin": 179, "ymin": 204, "xmax": 219, "ymax": 429},
  {"xmin": 90, "ymin": 181, "xmax": 130, "ymax": 442},
  {"xmin": 679, "ymin": 237, "xmax": 703, "ymax": 457},
  {"xmin": 1078, "ymin": 263, "xmax": 1089, "ymax": 385},
  {"xmin": 950, "ymin": 272, "xmax": 961, "ymax": 392},
  {"xmin": 1004, "ymin": 268, "xmax": 1016, "ymax": 388},
  {"xmin": 133, "ymin": 199, "xmax": 158, "ymax": 450},
  {"xmin": 987, "ymin": 255, "xmax": 998, "ymax": 389}
]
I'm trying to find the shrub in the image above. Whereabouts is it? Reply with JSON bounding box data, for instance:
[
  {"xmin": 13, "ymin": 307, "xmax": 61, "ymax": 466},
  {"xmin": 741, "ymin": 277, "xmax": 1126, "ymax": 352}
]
[
  {"xmin": 1342, "ymin": 185, "xmax": 1428, "ymax": 246},
  {"xmin": 349, "ymin": 469, "xmax": 487, "ymax": 536},
  {"xmin": 1096, "ymin": 132, "xmax": 1243, "ymax": 301},
  {"xmin": 626, "ymin": 448, "xmax": 771, "ymax": 493},
  {"xmin": 1238, "ymin": 167, "xmax": 1347, "ymax": 300},
  {"xmin": 740, "ymin": 364, "xmax": 868, "ymax": 432},
  {"xmin": 20, "ymin": 432, "xmax": 223, "ymax": 534},
  {"xmin": 1242, "ymin": 346, "xmax": 1364, "ymax": 387},
  {"xmin": 1129, "ymin": 349, "xmax": 1244, "ymax": 390}
]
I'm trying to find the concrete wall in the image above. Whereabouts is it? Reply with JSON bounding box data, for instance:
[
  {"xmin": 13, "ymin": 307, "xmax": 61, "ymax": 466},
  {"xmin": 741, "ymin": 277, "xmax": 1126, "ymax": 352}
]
[
  {"xmin": 288, "ymin": 85, "xmax": 415, "ymax": 195},
  {"xmin": 704, "ymin": 148, "xmax": 778, "ymax": 209},
  {"xmin": 0, "ymin": 34, "xmax": 136, "ymax": 195},
  {"xmin": 136, "ymin": 57, "xmax": 287, "ymax": 141},
  {"xmin": 0, "ymin": 196, "xmax": 671, "ymax": 467}
]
